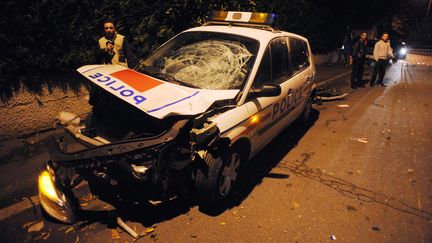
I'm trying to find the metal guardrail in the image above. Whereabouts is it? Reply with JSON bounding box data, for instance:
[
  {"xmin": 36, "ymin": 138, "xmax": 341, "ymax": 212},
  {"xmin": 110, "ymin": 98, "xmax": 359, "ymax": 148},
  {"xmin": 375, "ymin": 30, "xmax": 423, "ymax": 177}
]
[{"xmin": 405, "ymin": 49, "xmax": 432, "ymax": 65}]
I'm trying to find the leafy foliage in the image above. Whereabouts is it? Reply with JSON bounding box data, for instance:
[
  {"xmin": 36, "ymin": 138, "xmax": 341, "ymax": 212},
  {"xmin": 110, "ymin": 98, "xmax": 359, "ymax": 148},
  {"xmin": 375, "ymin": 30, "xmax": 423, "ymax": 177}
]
[{"xmin": 0, "ymin": 0, "xmax": 367, "ymax": 101}]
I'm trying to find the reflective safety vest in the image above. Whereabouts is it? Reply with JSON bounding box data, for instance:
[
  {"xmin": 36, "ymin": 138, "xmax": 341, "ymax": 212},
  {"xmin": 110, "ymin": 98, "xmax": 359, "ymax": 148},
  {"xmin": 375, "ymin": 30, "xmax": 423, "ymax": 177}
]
[{"xmin": 98, "ymin": 33, "xmax": 127, "ymax": 67}]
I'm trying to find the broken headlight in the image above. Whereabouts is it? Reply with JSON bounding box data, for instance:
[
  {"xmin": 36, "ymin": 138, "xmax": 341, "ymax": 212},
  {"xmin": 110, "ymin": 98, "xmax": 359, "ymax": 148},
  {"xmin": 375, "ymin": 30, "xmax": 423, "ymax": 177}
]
[{"xmin": 38, "ymin": 166, "xmax": 77, "ymax": 224}]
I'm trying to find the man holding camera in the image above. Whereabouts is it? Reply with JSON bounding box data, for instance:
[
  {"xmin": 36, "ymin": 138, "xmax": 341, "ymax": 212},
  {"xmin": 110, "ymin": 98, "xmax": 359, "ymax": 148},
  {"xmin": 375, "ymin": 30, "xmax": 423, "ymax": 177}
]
[{"xmin": 97, "ymin": 20, "xmax": 138, "ymax": 68}]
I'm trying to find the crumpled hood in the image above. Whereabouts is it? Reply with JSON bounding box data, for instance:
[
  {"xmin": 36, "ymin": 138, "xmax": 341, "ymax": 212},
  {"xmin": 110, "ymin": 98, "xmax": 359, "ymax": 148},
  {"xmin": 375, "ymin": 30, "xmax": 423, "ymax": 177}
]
[{"xmin": 77, "ymin": 65, "xmax": 240, "ymax": 119}]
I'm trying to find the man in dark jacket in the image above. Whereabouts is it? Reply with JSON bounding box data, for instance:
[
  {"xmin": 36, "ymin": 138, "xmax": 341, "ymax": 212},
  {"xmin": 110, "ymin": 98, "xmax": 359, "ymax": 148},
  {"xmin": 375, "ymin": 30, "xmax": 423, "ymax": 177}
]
[{"xmin": 349, "ymin": 32, "xmax": 368, "ymax": 89}]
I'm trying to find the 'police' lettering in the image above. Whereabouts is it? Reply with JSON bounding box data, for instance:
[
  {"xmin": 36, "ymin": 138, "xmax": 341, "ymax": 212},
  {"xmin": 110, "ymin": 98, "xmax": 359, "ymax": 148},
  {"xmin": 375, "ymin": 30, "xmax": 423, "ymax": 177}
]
[
  {"xmin": 105, "ymin": 80, "xmax": 116, "ymax": 86},
  {"xmin": 97, "ymin": 76, "xmax": 110, "ymax": 82},
  {"xmin": 272, "ymin": 103, "xmax": 279, "ymax": 119},
  {"xmin": 134, "ymin": 96, "xmax": 146, "ymax": 105},
  {"xmin": 87, "ymin": 73, "xmax": 148, "ymax": 107},
  {"xmin": 89, "ymin": 73, "xmax": 103, "ymax": 79},
  {"xmin": 110, "ymin": 85, "xmax": 124, "ymax": 91},
  {"xmin": 120, "ymin": 90, "xmax": 134, "ymax": 97},
  {"xmin": 280, "ymin": 98, "xmax": 287, "ymax": 114},
  {"xmin": 271, "ymin": 88, "xmax": 303, "ymax": 120}
]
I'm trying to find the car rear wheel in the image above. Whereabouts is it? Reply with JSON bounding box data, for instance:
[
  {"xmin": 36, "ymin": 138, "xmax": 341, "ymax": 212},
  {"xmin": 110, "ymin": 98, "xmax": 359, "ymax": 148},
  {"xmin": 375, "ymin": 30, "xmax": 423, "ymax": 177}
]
[
  {"xmin": 300, "ymin": 94, "xmax": 313, "ymax": 122},
  {"xmin": 195, "ymin": 148, "xmax": 242, "ymax": 206}
]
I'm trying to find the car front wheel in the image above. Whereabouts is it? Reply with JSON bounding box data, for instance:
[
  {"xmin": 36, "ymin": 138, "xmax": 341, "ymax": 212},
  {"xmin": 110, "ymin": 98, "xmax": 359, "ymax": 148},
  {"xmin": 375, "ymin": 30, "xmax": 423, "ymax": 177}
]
[{"xmin": 195, "ymin": 148, "xmax": 242, "ymax": 206}]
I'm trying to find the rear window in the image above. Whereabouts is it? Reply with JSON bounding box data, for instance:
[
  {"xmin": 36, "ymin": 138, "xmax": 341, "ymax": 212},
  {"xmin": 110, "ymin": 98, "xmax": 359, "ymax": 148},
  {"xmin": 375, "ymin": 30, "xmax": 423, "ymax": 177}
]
[{"xmin": 289, "ymin": 38, "xmax": 310, "ymax": 74}]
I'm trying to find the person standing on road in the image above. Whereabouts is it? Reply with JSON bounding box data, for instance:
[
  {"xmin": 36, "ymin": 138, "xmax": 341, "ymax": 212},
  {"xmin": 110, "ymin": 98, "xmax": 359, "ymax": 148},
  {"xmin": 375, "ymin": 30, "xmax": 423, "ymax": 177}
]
[
  {"xmin": 350, "ymin": 32, "xmax": 368, "ymax": 89},
  {"xmin": 370, "ymin": 32, "xmax": 394, "ymax": 87},
  {"xmin": 96, "ymin": 19, "xmax": 138, "ymax": 68}
]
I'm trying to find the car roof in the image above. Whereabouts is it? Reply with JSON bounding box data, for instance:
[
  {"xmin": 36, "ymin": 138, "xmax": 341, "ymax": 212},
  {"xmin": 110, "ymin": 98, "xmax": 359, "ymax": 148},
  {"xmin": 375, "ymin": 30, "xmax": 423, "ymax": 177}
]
[{"xmin": 184, "ymin": 25, "xmax": 308, "ymax": 45}]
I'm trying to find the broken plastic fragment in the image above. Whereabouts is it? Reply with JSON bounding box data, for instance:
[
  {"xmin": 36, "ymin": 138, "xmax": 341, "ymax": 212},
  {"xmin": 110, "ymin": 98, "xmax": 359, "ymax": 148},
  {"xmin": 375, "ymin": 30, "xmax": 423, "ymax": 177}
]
[
  {"xmin": 350, "ymin": 138, "xmax": 368, "ymax": 143},
  {"xmin": 144, "ymin": 227, "xmax": 155, "ymax": 234},
  {"xmin": 330, "ymin": 234, "xmax": 337, "ymax": 240},
  {"xmin": 116, "ymin": 217, "xmax": 138, "ymax": 238},
  {"xmin": 337, "ymin": 104, "xmax": 350, "ymax": 108},
  {"xmin": 65, "ymin": 227, "xmax": 75, "ymax": 234},
  {"xmin": 27, "ymin": 221, "xmax": 44, "ymax": 233}
]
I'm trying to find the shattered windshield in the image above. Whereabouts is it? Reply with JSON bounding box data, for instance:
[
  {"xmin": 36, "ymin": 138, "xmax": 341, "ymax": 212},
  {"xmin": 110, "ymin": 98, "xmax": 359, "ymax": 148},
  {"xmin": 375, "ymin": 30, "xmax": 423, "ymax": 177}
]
[{"xmin": 141, "ymin": 31, "xmax": 259, "ymax": 90}]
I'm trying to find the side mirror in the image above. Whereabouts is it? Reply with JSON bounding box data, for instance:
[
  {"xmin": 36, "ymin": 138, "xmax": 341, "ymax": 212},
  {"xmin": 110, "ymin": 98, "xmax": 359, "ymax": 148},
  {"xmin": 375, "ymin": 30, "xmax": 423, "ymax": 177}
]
[{"xmin": 251, "ymin": 84, "xmax": 281, "ymax": 97}]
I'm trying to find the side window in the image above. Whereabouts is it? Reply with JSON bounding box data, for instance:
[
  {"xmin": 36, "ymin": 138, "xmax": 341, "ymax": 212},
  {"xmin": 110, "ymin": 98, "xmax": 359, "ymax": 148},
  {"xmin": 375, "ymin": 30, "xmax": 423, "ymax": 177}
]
[
  {"xmin": 270, "ymin": 37, "xmax": 291, "ymax": 83},
  {"xmin": 254, "ymin": 47, "xmax": 271, "ymax": 88},
  {"xmin": 289, "ymin": 38, "xmax": 310, "ymax": 74}
]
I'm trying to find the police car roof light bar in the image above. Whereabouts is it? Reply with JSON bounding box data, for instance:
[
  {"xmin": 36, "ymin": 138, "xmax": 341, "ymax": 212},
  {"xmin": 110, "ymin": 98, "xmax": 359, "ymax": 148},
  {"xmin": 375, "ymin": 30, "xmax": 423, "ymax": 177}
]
[{"xmin": 207, "ymin": 10, "xmax": 277, "ymax": 26}]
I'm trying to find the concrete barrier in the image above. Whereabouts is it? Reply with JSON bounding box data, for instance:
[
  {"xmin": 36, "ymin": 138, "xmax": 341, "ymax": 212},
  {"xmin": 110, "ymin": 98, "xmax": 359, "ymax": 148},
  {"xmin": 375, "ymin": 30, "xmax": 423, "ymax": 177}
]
[
  {"xmin": 405, "ymin": 49, "xmax": 432, "ymax": 65},
  {"xmin": 0, "ymin": 86, "xmax": 91, "ymax": 140}
]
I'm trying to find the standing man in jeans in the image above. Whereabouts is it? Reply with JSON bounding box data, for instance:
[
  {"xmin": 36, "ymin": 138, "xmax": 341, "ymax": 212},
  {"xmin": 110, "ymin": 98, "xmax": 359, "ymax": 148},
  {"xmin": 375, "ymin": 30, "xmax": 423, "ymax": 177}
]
[
  {"xmin": 370, "ymin": 32, "xmax": 394, "ymax": 87},
  {"xmin": 350, "ymin": 32, "xmax": 368, "ymax": 89}
]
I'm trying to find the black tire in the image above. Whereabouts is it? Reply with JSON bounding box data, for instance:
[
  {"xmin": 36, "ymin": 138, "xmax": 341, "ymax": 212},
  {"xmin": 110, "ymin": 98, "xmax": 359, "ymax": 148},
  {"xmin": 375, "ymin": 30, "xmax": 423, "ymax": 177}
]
[
  {"xmin": 300, "ymin": 94, "xmax": 313, "ymax": 122},
  {"xmin": 195, "ymin": 148, "xmax": 242, "ymax": 206}
]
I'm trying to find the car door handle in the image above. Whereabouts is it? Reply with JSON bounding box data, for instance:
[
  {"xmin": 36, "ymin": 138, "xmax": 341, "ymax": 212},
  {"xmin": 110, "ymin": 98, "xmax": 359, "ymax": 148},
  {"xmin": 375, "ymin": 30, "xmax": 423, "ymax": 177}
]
[{"xmin": 288, "ymin": 88, "xmax": 294, "ymax": 95}]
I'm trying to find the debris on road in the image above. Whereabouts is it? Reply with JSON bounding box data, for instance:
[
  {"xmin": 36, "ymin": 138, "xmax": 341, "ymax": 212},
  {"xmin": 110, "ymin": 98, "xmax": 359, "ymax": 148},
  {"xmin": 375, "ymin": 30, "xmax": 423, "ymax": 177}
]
[
  {"xmin": 346, "ymin": 205, "xmax": 357, "ymax": 212},
  {"xmin": 350, "ymin": 138, "xmax": 368, "ymax": 143},
  {"xmin": 219, "ymin": 221, "xmax": 226, "ymax": 226},
  {"xmin": 292, "ymin": 202, "xmax": 300, "ymax": 209},
  {"xmin": 144, "ymin": 227, "xmax": 156, "ymax": 234},
  {"xmin": 315, "ymin": 88, "xmax": 348, "ymax": 105},
  {"xmin": 65, "ymin": 226, "xmax": 75, "ymax": 234},
  {"xmin": 406, "ymin": 168, "xmax": 414, "ymax": 174},
  {"xmin": 372, "ymin": 225, "xmax": 381, "ymax": 231},
  {"xmin": 33, "ymin": 231, "xmax": 50, "ymax": 240},
  {"xmin": 111, "ymin": 229, "xmax": 121, "ymax": 239},
  {"xmin": 24, "ymin": 220, "xmax": 44, "ymax": 232},
  {"xmin": 117, "ymin": 217, "xmax": 137, "ymax": 238},
  {"xmin": 337, "ymin": 104, "xmax": 350, "ymax": 108},
  {"xmin": 330, "ymin": 234, "xmax": 337, "ymax": 240}
]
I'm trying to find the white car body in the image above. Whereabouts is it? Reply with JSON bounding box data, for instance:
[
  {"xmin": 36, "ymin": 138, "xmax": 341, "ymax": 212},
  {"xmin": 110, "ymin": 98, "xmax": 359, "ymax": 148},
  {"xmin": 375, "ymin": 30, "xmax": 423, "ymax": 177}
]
[
  {"xmin": 78, "ymin": 24, "xmax": 316, "ymax": 160},
  {"xmin": 40, "ymin": 13, "xmax": 317, "ymax": 224}
]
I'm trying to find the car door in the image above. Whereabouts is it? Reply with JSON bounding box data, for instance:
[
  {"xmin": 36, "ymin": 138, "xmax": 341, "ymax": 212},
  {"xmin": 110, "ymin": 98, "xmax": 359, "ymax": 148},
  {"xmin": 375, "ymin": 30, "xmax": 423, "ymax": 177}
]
[
  {"xmin": 249, "ymin": 36, "xmax": 304, "ymax": 154},
  {"xmin": 287, "ymin": 37, "xmax": 314, "ymax": 119}
]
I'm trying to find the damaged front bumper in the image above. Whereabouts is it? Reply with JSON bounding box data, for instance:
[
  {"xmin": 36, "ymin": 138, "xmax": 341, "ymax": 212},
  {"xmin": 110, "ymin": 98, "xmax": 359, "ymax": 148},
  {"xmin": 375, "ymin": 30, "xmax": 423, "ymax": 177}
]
[{"xmin": 38, "ymin": 116, "xmax": 226, "ymax": 224}]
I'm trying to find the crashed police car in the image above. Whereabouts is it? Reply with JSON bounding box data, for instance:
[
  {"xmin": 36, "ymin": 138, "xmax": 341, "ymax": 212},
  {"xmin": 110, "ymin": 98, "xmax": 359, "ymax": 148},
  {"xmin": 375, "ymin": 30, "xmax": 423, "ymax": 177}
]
[{"xmin": 38, "ymin": 11, "xmax": 316, "ymax": 223}]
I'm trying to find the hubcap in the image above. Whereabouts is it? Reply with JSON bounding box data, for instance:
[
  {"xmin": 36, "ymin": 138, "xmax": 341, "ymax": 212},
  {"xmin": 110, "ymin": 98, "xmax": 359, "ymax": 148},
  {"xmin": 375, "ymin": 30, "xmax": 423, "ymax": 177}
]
[{"xmin": 219, "ymin": 152, "xmax": 241, "ymax": 196}]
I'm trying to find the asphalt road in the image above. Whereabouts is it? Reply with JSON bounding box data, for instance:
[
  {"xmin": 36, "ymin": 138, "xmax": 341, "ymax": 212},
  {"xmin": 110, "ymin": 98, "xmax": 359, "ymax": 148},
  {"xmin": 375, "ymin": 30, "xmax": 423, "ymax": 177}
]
[{"xmin": 0, "ymin": 62, "xmax": 431, "ymax": 242}]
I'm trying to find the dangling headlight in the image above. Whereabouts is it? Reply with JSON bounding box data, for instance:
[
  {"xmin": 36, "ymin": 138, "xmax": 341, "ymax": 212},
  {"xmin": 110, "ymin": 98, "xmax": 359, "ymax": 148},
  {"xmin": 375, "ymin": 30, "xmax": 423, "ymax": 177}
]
[{"xmin": 38, "ymin": 166, "xmax": 77, "ymax": 224}]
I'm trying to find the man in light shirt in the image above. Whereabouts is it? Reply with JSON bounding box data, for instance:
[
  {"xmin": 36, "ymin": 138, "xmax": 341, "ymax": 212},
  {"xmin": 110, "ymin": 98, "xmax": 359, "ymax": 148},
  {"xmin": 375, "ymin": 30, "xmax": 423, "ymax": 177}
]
[{"xmin": 370, "ymin": 32, "xmax": 394, "ymax": 87}]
